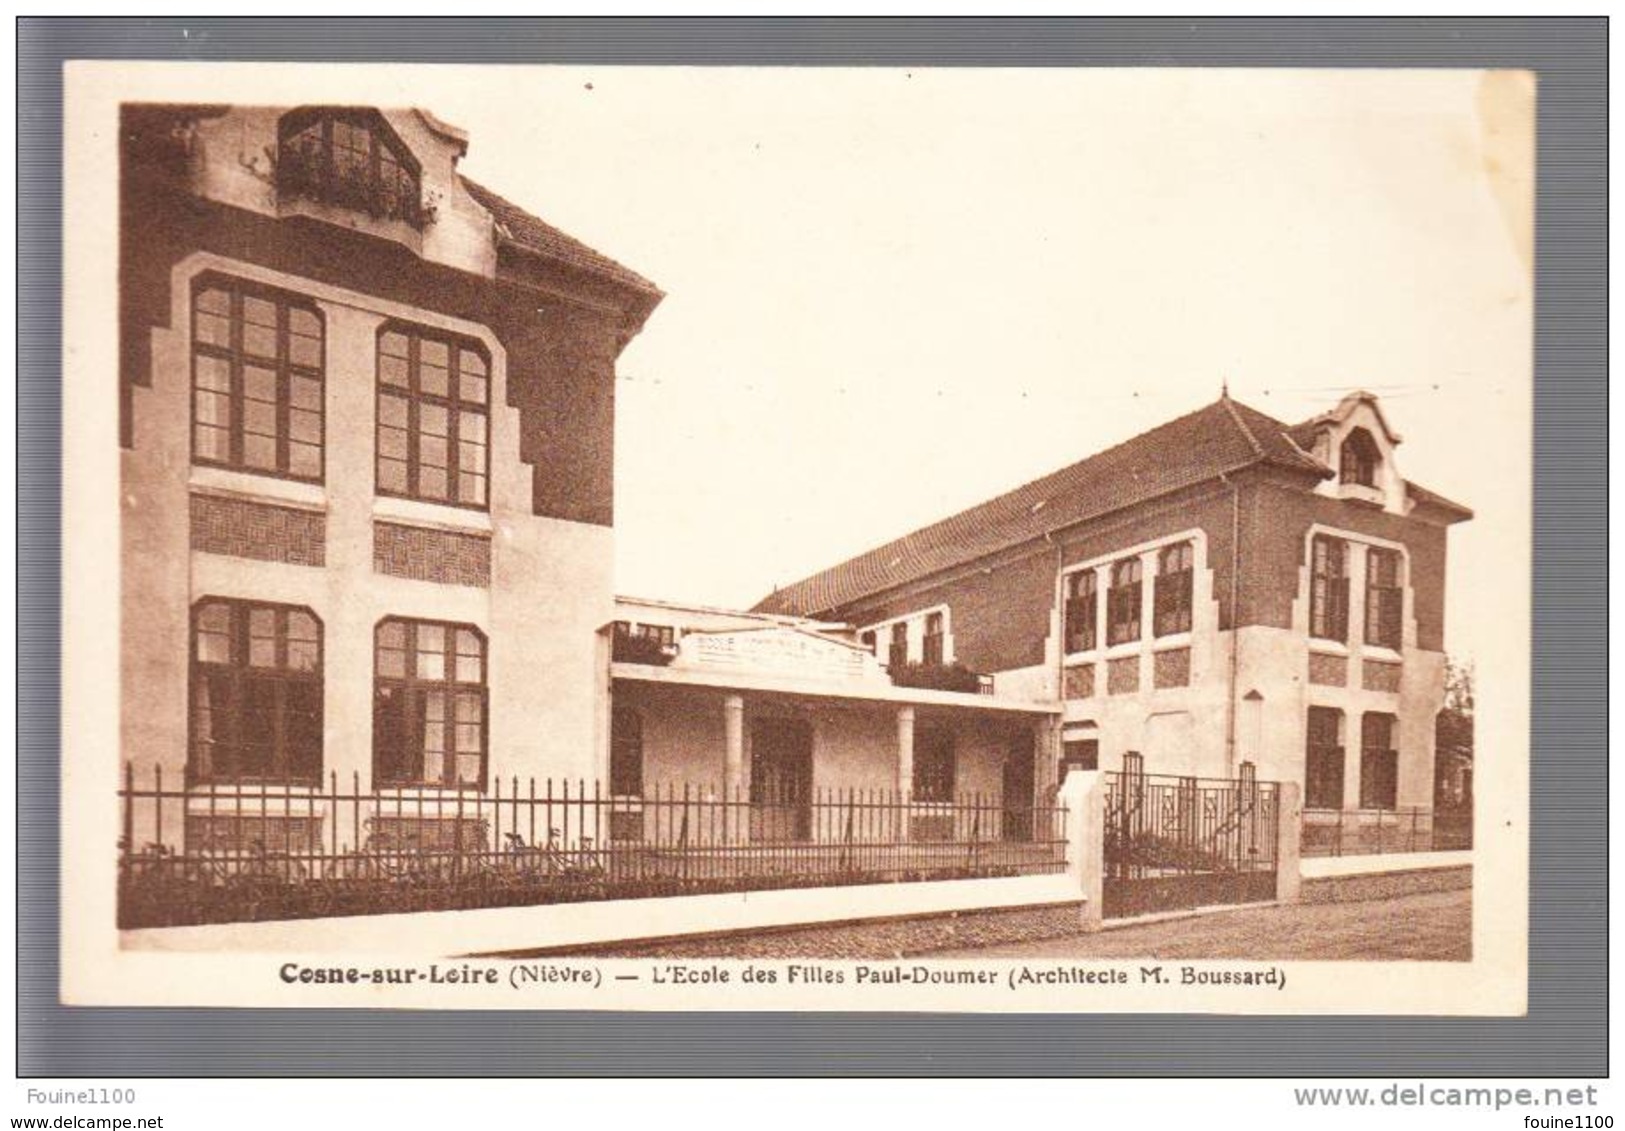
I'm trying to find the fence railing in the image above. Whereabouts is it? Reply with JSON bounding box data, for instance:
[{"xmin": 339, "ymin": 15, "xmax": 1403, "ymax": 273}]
[
  {"xmin": 1104, "ymin": 771, "xmax": 1280, "ymax": 880},
  {"xmin": 1300, "ymin": 806, "xmax": 1473, "ymax": 857},
  {"xmin": 117, "ymin": 764, "xmax": 1068, "ymax": 929}
]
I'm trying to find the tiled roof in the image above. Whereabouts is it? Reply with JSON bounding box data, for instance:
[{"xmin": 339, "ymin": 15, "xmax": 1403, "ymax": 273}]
[
  {"xmin": 460, "ymin": 176, "xmax": 662, "ymax": 297},
  {"xmin": 753, "ymin": 396, "xmax": 1331, "ymax": 618},
  {"xmin": 1405, "ymin": 480, "xmax": 1473, "ymax": 518}
]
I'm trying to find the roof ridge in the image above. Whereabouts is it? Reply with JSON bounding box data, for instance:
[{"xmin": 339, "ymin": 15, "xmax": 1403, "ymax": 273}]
[{"xmin": 1221, "ymin": 394, "xmax": 1267, "ymax": 459}]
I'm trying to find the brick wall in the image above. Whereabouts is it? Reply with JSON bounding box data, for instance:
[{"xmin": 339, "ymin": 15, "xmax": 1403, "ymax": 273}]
[
  {"xmin": 1241, "ymin": 479, "xmax": 1452, "ymax": 650},
  {"xmin": 190, "ymin": 493, "xmax": 326, "ymax": 566},
  {"xmin": 1308, "ymin": 652, "xmax": 1348, "ymax": 687},
  {"xmin": 373, "ymin": 521, "xmax": 491, "ymax": 587}
]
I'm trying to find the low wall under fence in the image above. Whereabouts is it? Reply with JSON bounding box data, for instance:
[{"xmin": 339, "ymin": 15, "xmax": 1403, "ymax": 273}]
[{"xmin": 117, "ymin": 765, "xmax": 1071, "ymax": 931}]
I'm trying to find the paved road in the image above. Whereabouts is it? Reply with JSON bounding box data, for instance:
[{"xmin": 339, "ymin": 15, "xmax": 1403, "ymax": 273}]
[{"xmin": 932, "ymin": 888, "xmax": 1471, "ymax": 962}]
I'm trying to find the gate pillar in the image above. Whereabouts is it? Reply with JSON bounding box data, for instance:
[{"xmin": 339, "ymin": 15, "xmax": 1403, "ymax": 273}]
[
  {"xmin": 1276, "ymin": 780, "xmax": 1303, "ymax": 904},
  {"xmin": 1059, "ymin": 769, "xmax": 1106, "ymax": 931}
]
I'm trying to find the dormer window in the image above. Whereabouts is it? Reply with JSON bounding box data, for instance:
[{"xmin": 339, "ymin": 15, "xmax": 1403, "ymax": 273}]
[
  {"xmin": 1339, "ymin": 428, "xmax": 1381, "ymax": 488},
  {"xmin": 278, "ymin": 108, "xmax": 424, "ymax": 228}
]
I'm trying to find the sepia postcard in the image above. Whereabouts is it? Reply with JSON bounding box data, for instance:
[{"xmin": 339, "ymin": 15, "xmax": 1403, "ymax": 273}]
[{"xmin": 61, "ymin": 61, "xmax": 1531, "ymax": 1013}]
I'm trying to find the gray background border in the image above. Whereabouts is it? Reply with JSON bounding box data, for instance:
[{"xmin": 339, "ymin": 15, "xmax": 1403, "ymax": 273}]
[{"xmin": 18, "ymin": 17, "xmax": 1605, "ymax": 1077}]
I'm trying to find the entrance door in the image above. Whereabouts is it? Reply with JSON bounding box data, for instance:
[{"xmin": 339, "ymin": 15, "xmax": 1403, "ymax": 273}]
[
  {"xmin": 1001, "ymin": 733, "xmax": 1036, "ymax": 841},
  {"xmin": 749, "ymin": 718, "xmax": 813, "ymax": 842}
]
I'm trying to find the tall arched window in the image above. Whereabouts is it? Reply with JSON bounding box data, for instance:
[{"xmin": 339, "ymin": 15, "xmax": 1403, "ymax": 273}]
[
  {"xmin": 190, "ymin": 599, "xmax": 323, "ymax": 783},
  {"xmin": 1339, "ymin": 428, "xmax": 1381, "ymax": 488},
  {"xmin": 278, "ymin": 108, "xmax": 423, "ymax": 227}
]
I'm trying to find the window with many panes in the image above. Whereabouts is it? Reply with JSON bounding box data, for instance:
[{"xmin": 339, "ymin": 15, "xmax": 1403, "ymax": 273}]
[
  {"xmin": 1339, "ymin": 428, "xmax": 1381, "ymax": 487},
  {"xmin": 1064, "ymin": 569, "xmax": 1097, "ymax": 653},
  {"xmin": 1305, "ymin": 706, "xmax": 1345, "ymax": 809},
  {"xmin": 377, "ymin": 325, "xmax": 490, "ymax": 508},
  {"xmin": 887, "ymin": 622, "xmax": 909, "ymax": 670},
  {"xmin": 191, "ymin": 277, "xmax": 324, "ymax": 481},
  {"xmin": 1154, "ymin": 541, "xmax": 1195, "ymax": 636},
  {"xmin": 278, "ymin": 109, "xmax": 423, "ymax": 227},
  {"xmin": 610, "ymin": 707, "xmax": 644, "ymax": 797},
  {"xmin": 1309, "ymin": 535, "xmax": 1350, "ymax": 641},
  {"xmin": 1365, "ymin": 547, "xmax": 1403, "ymax": 649},
  {"xmin": 913, "ymin": 728, "xmax": 956, "ymax": 803},
  {"xmin": 373, "ymin": 618, "xmax": 487, "ymax": 789},
  {"xmin": 190, "ymin": 599, "xmax": 323, "ymax": 783},
  {"xmin": 922, "ymin": 612, "xmax": 946, "ymax": 667},
  {"xmin": 1360, "ymin": 712, "xmax": 1398, "ymax": 810},
  {"xmin": 1107, "ymin": 557, "xmax": 1143, "ymax": 646}
]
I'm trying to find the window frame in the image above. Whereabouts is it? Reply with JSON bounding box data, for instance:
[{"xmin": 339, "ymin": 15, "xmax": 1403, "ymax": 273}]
[
  {"xmin": 1309, "ymin": 535, "xmax": 1351, "ymax": 642},
  {"xmin": 1304, "ymin": 705, "xmax": 1345, "ymax": 809},
  {"xmin": 1365, "ymin": 546, "xmax": 1404, "ymax": 649},
  {"xmin": 1064, "ymin": 568, "xmax": 1098, "ymax": 653},
  {"xmin": 188, "ymin": 597, "xmax": 324, "ymax": 786},
  {"xmin": 912, "ymin": 727, "xmax": 957, "ymax": 803},
  {"xmin": 190, "ymin": 274, "xmax": 326, "ymax": 484},
  {"xmin": 277, "ymin": 107, "xmax": 425, "ymax": 228},
  {"xmin": 372, "ymin": 617, "xmax": 489, "ymax": 791},
  {"xmin": 922, "ymin": 611, "xmax": 946, "ymax": 667},
  {"xmin": 1359, "ymin": 712, "xmax": 1399, "ymax": 810},
  {"xmin": 1154, "ymin": 541, "xmax": 1195, "ymax": 637},
  {"xmin": 375, "ymin": 322, "xmax": 493, "ymax": 511},
  {"xmin": 1339, "ymin": 428, "xmax": 1381, "ymax": 488},
  {"xmin": 887, "ymin": 622, "xmax": 909, "ymax": 671},
  {"xmin": 1106, "ymin": 557, "xmax": 1144, "ymax": 646},
  {"xmin": 610, "ymin": 706, "xmax": 645, "ymax": 798}
]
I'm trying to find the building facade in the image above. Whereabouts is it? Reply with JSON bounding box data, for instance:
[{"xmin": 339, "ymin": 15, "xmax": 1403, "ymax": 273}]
[
  {"xmin": 120, "ymin": 104, "xmax": 661, "ymax": 847},
  {"xmin": 753, "ymin": 392, "xmax": 1472, "ymax": 823}
]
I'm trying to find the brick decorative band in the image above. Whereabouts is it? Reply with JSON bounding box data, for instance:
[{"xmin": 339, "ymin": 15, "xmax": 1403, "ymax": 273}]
[
  {"xmin": 373, "ymin": 520, "xmax": 491, "ymax": 587},
  {"xmin": 1062, "ymin": 663, "xmax": 1095, "ymax": 700},
  {"xmin": 1308, "ymin": 652, "xmax": 1348, "ymax": 687},
  {"xmin": 1362, "ymin": 659, "xmax": 1403, "ymax": 693},
  {"xmin": 1107, "ymin": 655, "xmax": 1140, "ymax": 695},
  {"xmin": 1153, "ymin": 647, "xmax": 1191, "ymax": 689},
  {"xmin": 189, "ymin": 493, "xmax": 326, "ymax": 567}
]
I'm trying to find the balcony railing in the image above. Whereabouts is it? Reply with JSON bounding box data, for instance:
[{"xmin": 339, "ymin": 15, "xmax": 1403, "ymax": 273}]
[{"xmin": 117, "ymin": 764, "xmax": 1068, "ymax": 929}]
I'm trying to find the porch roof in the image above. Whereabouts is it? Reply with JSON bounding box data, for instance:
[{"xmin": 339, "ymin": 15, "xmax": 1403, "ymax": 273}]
[{"xmin": 609, "ymin": 662, "xmax": 1060, "ymax": 716}]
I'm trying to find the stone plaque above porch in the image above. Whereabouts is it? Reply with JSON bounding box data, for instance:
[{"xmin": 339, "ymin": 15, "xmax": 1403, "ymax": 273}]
[{"xmin": 671, "ymin": 625, "xmax": 889, "ymax": 685}]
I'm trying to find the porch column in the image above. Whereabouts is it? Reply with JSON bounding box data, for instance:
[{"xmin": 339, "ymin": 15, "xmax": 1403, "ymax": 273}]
[
  {"xmin": 723, "ymin": 694, "xmax": 746, "ymax": 843},
  {"xmin": 723, "ymin": 694, "xmax": 745, "ymax": 797},
  {"xmin": 896, "ymin": 705, "xmax": 915, "ymax": 799}
]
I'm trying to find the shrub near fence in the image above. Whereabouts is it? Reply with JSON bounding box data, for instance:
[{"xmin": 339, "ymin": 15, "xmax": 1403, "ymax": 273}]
[{"xmin": 117, "ymin": 765, "xmax": 1069, "ymax": 929}]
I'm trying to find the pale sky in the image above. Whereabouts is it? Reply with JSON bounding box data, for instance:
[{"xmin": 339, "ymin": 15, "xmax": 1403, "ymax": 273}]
[{"xmin": 110, "ymin": 64, "xmax": 1536, "ymax": 666}]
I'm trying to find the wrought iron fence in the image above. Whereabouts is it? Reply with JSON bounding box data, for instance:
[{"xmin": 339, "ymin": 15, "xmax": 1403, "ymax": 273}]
[
  {"xmin": 117, "ymin": 764, "xmax": 1068, "ymax": 929},
  {"xmin": 1300, "ymin": 806, "xmax": 1473, "ymax": 857},
  {"xmin": 1104, "ymin": 771, "xmax": 1280, "ymax": 879}
]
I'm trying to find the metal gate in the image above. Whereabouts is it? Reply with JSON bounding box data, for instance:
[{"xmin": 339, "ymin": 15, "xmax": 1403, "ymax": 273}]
[{"xmin": 1103, "ymin": 768, "xmax": 1280, "ymax": 918}]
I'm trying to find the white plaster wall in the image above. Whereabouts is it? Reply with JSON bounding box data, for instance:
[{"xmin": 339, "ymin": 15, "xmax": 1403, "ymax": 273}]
[
  {"xmin": 188, "ymin": 107, "xmax": 496, "ymax": 276},
  {"xmin": 122, "ymin": 252, "xmax": 611, "ymax": 828}
]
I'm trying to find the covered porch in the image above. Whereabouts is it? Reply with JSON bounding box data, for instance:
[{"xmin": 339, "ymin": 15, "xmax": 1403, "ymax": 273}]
[{"xmin": 610, "ymin": 661, "xmax": 1061, "ymax": 849}]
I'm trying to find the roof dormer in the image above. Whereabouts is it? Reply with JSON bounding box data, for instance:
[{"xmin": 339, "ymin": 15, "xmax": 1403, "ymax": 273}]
[
  {"xmin": 1298, "ymin": 391, "xmax": 1406, "ymax": 513},
  {"xmin": 277, "ymin": 107, "xmax": 426, "ymax": 229}
]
